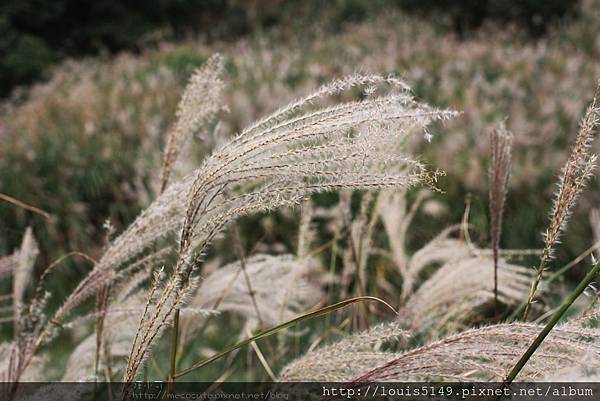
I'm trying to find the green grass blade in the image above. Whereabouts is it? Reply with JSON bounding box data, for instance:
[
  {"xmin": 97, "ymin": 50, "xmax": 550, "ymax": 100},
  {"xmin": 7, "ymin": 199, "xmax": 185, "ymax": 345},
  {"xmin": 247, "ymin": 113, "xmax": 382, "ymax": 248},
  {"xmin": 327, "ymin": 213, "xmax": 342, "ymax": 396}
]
[
  {"xmin": 505, "ymin": 259, "xmax": 600, "ymax": 383},
  {"xmin": 173, "ymin": 296, "xmax": 397, "ymax": 379}
]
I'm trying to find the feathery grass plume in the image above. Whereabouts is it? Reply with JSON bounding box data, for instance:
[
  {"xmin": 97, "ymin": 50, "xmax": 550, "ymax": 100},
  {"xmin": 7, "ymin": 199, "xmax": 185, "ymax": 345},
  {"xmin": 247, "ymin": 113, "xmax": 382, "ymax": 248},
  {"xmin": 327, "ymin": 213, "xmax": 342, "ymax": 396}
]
[
  {"xmin": 159, "ymin": 54, "xmax": 226, "ymax": 193},
  {"xmin": 524, "ymin": 86, "xmax": 600, "ymax": 319},
  {"xmin": 0, "ymin": 290, "xmax": 49, "ymax": 399},
  {"xmin": 280, "ymin": 322, "xmax": 409, "ymax": 381},
  {"xmin": 121, "ymin": 74, "xmax": 455, "ymax": 383},
  {"xmin": 13, "ymin": 228, "xmax": 39, "ymax": 315},
  {"xmin": 399, "ymin": 225, "xmax": 470, "ymax": 300},
  {"xmin": 61, "ymin": 289, "xmax": 217, "ymax": 381},
  {"xmin": 488, "ymin": 125, "xmax": 513, "ymax": 311},
  {"xmin": 376, "ymin": 189, "xmax": 428, "ymax": 301},
  {"xmin": 398, "ymin": 250, "xmax": 532, "ymax": 337},
  {"xmin": 191, "ymin": 254, "xmax": 323, "ymax": 326},
  {"xmin": 51, "ymin": 73, "xmax": 451, "ymax": 335},
  {"xmin": 347, "ymin": 321, "xmax": 600, "ymax": 382},
  {"xmin": 297, "ymin": 199, "xmax": 316, "ymax": 259}
]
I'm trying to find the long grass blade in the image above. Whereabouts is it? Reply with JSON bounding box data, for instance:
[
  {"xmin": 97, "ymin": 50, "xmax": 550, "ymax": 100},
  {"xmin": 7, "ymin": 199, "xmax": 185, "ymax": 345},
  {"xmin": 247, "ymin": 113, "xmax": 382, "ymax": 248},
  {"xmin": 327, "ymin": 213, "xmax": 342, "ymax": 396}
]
[{"xmin": 173, "ymin": 296, "xmax": 397, "ymax": 378}]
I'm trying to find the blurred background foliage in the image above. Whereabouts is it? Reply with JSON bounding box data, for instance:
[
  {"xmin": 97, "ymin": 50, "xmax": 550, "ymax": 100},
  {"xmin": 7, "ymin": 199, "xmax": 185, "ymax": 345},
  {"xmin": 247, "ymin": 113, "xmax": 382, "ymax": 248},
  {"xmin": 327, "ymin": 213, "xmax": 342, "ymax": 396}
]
[{"xmin": 0, "ymin": 0, "xmax": 580, "ymax": 96}]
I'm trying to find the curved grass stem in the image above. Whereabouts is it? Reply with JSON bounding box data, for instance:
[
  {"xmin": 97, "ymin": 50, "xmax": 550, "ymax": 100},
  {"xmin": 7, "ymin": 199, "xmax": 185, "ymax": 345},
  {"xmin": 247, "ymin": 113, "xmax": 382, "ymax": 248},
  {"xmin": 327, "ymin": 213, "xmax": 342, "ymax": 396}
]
[{"xmin": 173, "ymin": 296, "xmax": 397, "ymax": 379}]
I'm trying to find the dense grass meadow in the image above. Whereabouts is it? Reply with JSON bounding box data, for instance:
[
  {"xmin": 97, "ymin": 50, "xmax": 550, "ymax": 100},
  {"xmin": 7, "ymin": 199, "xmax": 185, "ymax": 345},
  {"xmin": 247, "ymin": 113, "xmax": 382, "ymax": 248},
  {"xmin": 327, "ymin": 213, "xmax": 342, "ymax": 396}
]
[{"xmin": 1, "ymin": 0, "xmax": 600, "ymax": 397}]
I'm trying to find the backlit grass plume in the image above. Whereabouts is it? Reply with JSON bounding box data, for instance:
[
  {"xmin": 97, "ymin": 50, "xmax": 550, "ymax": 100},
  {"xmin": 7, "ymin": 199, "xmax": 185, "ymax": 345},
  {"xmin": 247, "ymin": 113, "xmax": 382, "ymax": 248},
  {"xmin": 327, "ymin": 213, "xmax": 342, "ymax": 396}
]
[
  {"xmin": 282, "ymin": 319, "xmax": 600, "ymax": 382},
  {"xmin": 159, "ymin": 54, "xmax": 226, "ymax": 193},
  {"xmin": 280, "ymin": 322, "xmax": 409, "ymax": 381},
  {"xmin": 488, "ymin": 125, "xmax": 513, "ymax": 311},
  {"xmin": 0, "ymin": 228, "xmax": 43, "ymax": 399},
  {"xmin": 122, "ymin": 73, "xmax": 456, "ymax": 382},
  {"xmin": 523, "ymin": 86, "xmax": 600, "ymax": 319},
  {"xmin": 189, "ymin": 254, "xmax": 323, "ymax": 326},
  {"xmin": 354, "ymin": 321, "xmax": 600, "ymax": 382},
  {"xmin": 62, "ymin": 254, "xmax": 322, "ymax": 381},
  {"xmin": 398, "ymin": 241, "xmax": 532, "ymax": 337}
]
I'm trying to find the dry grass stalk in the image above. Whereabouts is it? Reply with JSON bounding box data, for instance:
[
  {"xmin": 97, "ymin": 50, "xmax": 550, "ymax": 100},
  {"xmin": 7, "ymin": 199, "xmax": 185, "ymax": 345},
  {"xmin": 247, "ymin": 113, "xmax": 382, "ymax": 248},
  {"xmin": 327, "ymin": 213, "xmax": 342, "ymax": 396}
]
[
  {"xmin": 13, "ymin": 228, "xmax": 39, "ymax": 316},
  {"xmin": 0, "ymin": 193, "xmax": 50, "ymax": 220},
  {"xmin": 191, "ymin": 254, "xmax": 323, "ymax": 326},
  {"xmin": 488, "ymin": 125, "xmax": 513, "ymax": 311},
  {"xmin": 524, "ymin": 86, "xmax": 600, "ymax": 319}
]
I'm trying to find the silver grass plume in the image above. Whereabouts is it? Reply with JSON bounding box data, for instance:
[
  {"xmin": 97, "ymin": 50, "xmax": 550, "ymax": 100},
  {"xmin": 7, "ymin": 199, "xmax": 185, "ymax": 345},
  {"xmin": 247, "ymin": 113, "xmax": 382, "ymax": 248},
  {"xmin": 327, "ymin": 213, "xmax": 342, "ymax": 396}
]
[
  {"xmin": 0, "ymin": 229, "xmax": 44, "ymax": 399},
  {"xmin": 398, "ymin": 245, "xmax": 532, "ymax": 337},
  {"xmin": 0, "ymin": 228, "xmax": 38, "ymax": 326},
  {"xmin": 120, "ymin": 74, "xmax": 456, "ymax": 382},
  {"xmin": 48, "ymin": 74, "xmax": 453, "ymax": 335},
  {"xmin": 524, "ymin": 86, "xmax": 600, "ymax": 319},
  {"xmin": 13, "ymin": 227, "xmax": 39, "ymax": 318},
  {"xmin": 282, "ymin": 320, "xmax": 600, "ymax": 382},
  {"xmin": 159, "ymin": 54, "xmax": 226, "ymax": 193},
  {"xmin": 390, "ymin": 225, "xmax": 535, "ymax": 336},
  {"xmin": 376, "ymin": 189, "xmax": 428, "ymax": 301},
  {"xmin": 280, "ymin": 322, "xmax": 409, "ymax": 381},
  {"xmin": 399, "ymin": 224, "xmax": 470, "ymax": 300},
  {"xmin": 189, "ymin": 254, "xmax": 323, "ymax": 326},
  {"xmin": 488, "ymin": 125, "xmax": 513, "ymax": 311},
  {"xmin": 62, "ymin": 254, "xmax": 320, "ymax": 381},
  {"xmin": 352, "ymin": 322, "xmax": 600, "ymax": 382}
]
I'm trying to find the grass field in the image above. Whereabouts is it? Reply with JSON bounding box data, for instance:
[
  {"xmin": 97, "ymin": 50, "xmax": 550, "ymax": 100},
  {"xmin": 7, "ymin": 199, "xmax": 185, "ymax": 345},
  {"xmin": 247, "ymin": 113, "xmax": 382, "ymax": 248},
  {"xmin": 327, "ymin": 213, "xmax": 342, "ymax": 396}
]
[{"xmin": 1, "ymin": 0, "xmax": 600, "ymax": 392}]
